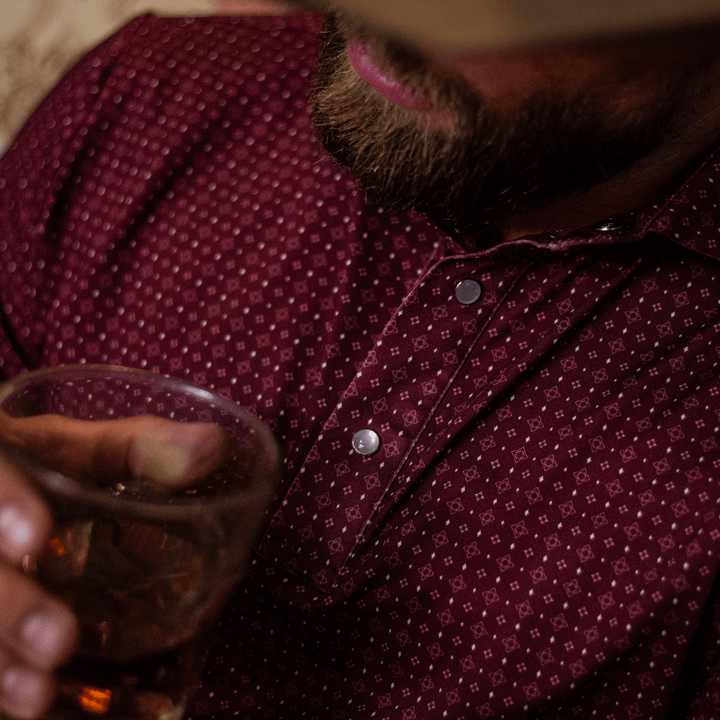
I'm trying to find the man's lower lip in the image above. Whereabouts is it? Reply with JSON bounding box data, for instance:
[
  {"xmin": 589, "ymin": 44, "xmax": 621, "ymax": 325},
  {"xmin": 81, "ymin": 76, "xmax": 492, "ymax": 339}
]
[{"xmin": 347, "ymin": 41, "xmax": 431, "ymax": 111}]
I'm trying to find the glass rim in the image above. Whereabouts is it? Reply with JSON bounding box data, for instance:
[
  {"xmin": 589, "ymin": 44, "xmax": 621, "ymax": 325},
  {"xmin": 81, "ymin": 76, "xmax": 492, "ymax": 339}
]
[{"xmin": 0, "ymin": 364, "xmax": 281, "ymax": 522}]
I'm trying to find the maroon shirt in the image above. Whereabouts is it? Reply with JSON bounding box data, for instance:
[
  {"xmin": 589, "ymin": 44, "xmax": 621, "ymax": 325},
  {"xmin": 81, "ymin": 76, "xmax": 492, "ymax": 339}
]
[{"xmin": 1, "ymin": 13, "xmax": 720, "ymax": 720}]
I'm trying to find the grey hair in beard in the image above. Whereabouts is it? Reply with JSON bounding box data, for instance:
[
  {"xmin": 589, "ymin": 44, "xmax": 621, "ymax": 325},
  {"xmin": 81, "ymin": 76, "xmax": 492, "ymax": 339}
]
[{"xmin": 310, "ymin": 14, "xmax": 700, "ymax": 244}]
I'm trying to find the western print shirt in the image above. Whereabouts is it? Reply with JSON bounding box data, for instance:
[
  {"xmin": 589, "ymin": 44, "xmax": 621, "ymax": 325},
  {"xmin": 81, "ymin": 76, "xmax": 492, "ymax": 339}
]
[{"xmin": 1, "ymin": 13, "xmax": 720, "ymax": 720}]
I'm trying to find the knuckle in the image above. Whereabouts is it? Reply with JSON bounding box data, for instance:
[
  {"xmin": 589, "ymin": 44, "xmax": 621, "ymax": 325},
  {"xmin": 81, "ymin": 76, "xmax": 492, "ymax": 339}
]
[
  {"xmin": 16, "ymin": 603, "xmax": 79, "ymax": 671},
  {"xmin": 0, "ymin": 566, "xmax": 78, "ymax": 671},
  {"xmin": 0, "ymin": 463, "xmax": 52, "ymax": 561},
  {"xmin": 0, "ymin": 648, "xmax": 55, "ymax": 720}
]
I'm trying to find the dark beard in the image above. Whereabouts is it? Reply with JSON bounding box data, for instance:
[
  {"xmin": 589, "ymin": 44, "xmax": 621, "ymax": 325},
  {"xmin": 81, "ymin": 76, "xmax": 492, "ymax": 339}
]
[{"xmin": 310, "ymin": 15, "xmax": 697, "ymax": 244}]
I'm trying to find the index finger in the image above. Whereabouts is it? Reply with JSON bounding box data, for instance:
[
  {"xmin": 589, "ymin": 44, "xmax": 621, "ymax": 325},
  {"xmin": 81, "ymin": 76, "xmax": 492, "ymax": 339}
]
[{"xmin": 0, "ymin": 413, "xmax": 234, "ymax": 491}]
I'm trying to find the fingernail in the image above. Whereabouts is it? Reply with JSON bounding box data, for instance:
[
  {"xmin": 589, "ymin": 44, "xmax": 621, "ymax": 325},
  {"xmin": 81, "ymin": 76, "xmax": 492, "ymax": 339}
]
[
  {"xmin": 133, "ymin": 438, "xmax": 191, "ymax": 485},
  {"xmin": 130, "ymin": 423, "xmax": 231, "ymax": 488},
  {"xmin": 22, "ymin": 608, "xmax": 77, "ymax": 665},
  {"xmin": 2, "ymin": 666, "xmax": 48, "ymax": 716},
  {"xmin": 0, "ymin": 505, "xmax": 35, "ymax": 554}
]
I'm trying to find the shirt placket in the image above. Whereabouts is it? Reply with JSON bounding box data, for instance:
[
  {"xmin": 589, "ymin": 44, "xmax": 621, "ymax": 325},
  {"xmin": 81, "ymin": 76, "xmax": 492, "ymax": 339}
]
[{"xmin": 257, "ymin": 252, "xmax": 533, "ymax": 592}]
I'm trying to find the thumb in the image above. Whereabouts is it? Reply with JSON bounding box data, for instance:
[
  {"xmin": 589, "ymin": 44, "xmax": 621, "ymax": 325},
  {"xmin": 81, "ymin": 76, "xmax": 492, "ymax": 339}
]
[{"xmin": 0, "ymin": 412, "xmax": 234, "ymax": 490}]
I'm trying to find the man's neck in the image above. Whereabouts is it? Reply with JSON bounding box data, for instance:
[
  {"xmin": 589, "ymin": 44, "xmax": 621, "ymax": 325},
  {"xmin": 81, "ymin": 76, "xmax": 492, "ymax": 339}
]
[{"xmin": 502, "ymin": 83, "xmax": 720, "ymax": 242}]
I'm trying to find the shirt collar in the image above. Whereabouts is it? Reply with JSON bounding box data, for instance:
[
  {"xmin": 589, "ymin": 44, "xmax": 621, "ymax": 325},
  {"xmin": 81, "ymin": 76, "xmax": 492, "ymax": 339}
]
[
  {"xmin": 555, "ymin": 146, "xmax": 720, "ymax": 259},
  {"xmin": 636, "ymin": 145, "xmax": 720, "ymax": 260}
]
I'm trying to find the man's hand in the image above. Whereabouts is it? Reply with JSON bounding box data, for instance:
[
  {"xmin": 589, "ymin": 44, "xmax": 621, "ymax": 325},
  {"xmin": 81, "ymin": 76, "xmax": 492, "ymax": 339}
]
[
  {"xmin": 0, "ymin": 413, "xmax": 234, "ymax": 718},
  {"xmin": 0, "ymin": 456, "xmax": 78, "ymax": 719}
]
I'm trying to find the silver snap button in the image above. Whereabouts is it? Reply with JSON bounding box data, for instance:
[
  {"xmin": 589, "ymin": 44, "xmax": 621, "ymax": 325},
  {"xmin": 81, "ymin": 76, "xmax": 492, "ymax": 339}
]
[
  {"xmin": 352, "ymin": 429, "xmax": 381, "ymax": 456},
  {"xmin": 455, "ymin": 278, "xmax": 482, "ymax": 305}
]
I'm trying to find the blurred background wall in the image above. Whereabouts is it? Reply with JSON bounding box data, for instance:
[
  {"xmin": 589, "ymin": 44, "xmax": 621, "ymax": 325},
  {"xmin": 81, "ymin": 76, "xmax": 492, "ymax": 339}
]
[{"xmin": 0, "ymin": 0, "xmax": 289, "ymax": 153}]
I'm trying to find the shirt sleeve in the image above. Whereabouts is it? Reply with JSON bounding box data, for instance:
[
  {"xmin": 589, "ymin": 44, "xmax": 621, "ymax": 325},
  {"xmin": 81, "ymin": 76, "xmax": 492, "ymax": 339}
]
[{"xmin": 0, "ymin": 15, "xmax": 148, "ymax": 378}]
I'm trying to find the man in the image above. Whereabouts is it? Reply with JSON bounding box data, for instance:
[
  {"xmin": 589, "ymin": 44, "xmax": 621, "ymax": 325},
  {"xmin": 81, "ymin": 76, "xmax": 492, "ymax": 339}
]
[{"xmin": 1, "ymin": 1, "xmax": 720, "ymax": 718}]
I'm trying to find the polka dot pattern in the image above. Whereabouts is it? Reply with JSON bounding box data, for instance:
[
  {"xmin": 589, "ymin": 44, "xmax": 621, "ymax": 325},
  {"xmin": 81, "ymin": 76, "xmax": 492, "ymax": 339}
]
[{"xmin": 1, "ymin": 14, "xmax": 720, "ymax": 720}]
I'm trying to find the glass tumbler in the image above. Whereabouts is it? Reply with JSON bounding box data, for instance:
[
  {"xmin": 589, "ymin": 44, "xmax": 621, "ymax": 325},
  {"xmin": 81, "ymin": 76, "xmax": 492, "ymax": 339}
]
[{"xmin": 0, "ymin": 365, "xmax": 281, "ymax": 720}]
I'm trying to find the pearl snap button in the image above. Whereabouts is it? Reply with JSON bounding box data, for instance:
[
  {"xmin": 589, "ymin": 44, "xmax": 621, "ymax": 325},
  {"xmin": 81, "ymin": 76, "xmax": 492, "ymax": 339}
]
[
  {"xmin": 352, "ymin": 429, "xmax": 381, "ymax": 456},
  {"xmin": 455, "ymin": 278, "xmax": 482, "ymax": 305}
]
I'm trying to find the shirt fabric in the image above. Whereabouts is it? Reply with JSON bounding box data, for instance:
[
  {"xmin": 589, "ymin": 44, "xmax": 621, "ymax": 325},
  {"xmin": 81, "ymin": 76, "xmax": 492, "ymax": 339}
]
[{"xmin": 1, "ymin": 13, "xmax": 720, "ymax": 720}]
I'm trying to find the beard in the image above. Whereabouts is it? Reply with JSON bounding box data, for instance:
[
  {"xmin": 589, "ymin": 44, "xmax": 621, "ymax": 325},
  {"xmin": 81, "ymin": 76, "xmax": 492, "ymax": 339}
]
[{"xmin": 310, "ymin": 14, "xmax": 700, "ymax": 244}]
